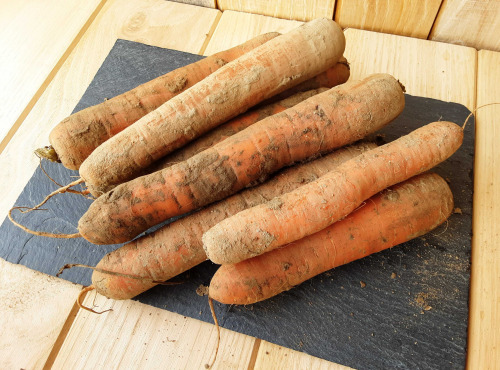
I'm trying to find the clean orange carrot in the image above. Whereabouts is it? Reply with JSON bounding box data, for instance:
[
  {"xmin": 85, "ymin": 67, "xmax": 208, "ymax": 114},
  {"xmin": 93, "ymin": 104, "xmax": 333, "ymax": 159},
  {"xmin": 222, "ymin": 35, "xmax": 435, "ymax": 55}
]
[
  {"xmin": 146, "ymin": 88, "xmax": 329, "ymax": 174},
  {"xmin": 77, "ymin": 73, "xmax": 405, "ymax": 245},
  {"xmin": 79, "ymin": 18, "xmax": 346, "ymax": 196},
  {"xmin": 42, "ymin": 32, "xmax": 280, "ymax": 170},
  {"xmin": 88, "ymin": 143, "xmax": 375, "ymax": 300},
  {"xmin": 202, "ymin": 121, "xmax": 464, "ymax": 265},
  {"xmin": 209, "ymin": 173, "xmax": 454, "ymax": 305}
]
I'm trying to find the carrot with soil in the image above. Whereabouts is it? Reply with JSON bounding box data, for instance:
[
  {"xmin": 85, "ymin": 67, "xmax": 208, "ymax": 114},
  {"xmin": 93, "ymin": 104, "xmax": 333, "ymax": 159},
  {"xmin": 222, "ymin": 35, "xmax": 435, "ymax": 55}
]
[
  {"xmin": 79, "ymin": 18, "xmax": 346, "ymax": 196},
  {"xmin": 80, "ymin": 143, "xmax": 375, "ymax": 300},
  {"xmin": 75, "ymin": 73, "xmax": 405, "ymax": 245},
  {"xmin": 145, "ymin": 88, "xmax": 329, "ymax": 174},
  {"xmin": 202, "ymin": 120, "xmax": 464, "ymax": 265},
  {"xmin": 41, "ymin": 32, "xmax": 280, "ymax": 170},
  {"xmin": 209, "ymin": 173, "xmax": 454, "ymax": 305}
]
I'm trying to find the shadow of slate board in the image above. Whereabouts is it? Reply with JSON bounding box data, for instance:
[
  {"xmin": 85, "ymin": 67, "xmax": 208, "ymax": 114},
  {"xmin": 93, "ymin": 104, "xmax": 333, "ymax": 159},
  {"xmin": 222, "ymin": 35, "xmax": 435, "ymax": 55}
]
[{"xmin": 0, "ymin": 39, "xmax": 473, "ymax": 369}]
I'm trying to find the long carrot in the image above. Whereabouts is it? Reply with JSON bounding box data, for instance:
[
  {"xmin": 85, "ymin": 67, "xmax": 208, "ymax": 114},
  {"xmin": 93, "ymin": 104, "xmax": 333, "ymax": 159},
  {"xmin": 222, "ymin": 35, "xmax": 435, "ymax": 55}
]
[
  {"xmin": 208, "ymin": 173, "xmax": 454, "ymax": 305},
  {"xmin": 42, "ymin": 32, "xmax": 280, "ymax": 170},
  {"xmin": 146, "ymin": 88, "xmax": 329, "ymax": 174},
  {"xmin": 86, "ymin": 143, "xmax": 375, "ymax": 300},
  {"xmin": 79, "ymin": 18, "xmax": 346, "ymax": 196},
  {"xmin": 202, "ymin": 121, "xmax": 464, "ymax": 265},
  {"xmin": 76, "ymin": 73, "xmax": 405, "ymax": 245}
]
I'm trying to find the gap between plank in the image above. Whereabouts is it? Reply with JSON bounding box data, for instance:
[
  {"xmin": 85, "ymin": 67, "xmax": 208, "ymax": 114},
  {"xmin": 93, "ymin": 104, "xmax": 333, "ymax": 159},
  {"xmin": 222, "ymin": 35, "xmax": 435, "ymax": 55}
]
[
  {"xmin": 42, "ymin": 288, "xmax": 90, "ymax": 369},
  {"xmin": 0, "ymin": 0, "xmax": 109, "ymax": 156},
  {"xmin": 246, "ymin": 338, "xmax": 261, "ymax": 370},
  {"xmin": 198, "ymin": 11, "xmax": 223, "ymax": 56}
]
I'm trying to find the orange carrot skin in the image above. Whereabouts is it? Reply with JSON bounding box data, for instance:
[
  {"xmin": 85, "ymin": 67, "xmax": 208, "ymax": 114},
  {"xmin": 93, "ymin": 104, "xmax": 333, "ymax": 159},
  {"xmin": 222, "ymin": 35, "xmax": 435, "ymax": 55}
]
[
  {"xmin": 146, "ymin": 88, "xmax": 328, "ymax": 174},
  {"xmin": 92, "ymin": 143, "xmax": 375, "ymax": 300},
  {"xmin": 78, "ymin": 73, "xmax": 404, "ymax": 245},
  {"xmin": 48, "ymin": 33, "xmax": 280, "ymax": 170},
  {"xmin": 209, "ymin": 173, "xmax": 454, "ymax": 305},
  {"xmin": 80, "ymin": 18, "xmax": 346, "ymax": 196},
  {"xmin": 202, "ymin": 121, "xmax": 464, "ymax": 265}
]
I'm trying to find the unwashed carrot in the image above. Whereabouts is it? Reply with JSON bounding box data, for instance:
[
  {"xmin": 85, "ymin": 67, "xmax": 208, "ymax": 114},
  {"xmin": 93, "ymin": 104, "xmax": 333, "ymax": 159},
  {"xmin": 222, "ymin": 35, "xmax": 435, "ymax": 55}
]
[
  {"xmin": 43, "ymin": 32, "xmax": 280, "ymax": 170},
  {"xmin": 146, "ymin": 88, "xmax": 329, "ymax": 174},
  {"xmin": 202, "ymin": 121, "xmax": 464, "ymax": 265},
  {"xmin": 77, "ymin": 73, "xmax": 405, "ymax": 245},
  {"xmin": 79, "ymin": 18, "xmax": 346, "ymax": 196},
  {"xmin": 89, "ymin": 143, "xmax": 375, "ymax": 300},
  {"xmin": 208, "ymin": 173, "xmax": 454, "ymax": 304}
]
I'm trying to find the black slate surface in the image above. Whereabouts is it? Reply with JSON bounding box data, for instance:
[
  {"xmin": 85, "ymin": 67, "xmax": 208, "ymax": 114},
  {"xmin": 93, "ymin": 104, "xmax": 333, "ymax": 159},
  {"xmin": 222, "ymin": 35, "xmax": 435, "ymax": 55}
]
[{"xmin": 0, "ymin": 39, "xmax": 473, "ymax": 370}]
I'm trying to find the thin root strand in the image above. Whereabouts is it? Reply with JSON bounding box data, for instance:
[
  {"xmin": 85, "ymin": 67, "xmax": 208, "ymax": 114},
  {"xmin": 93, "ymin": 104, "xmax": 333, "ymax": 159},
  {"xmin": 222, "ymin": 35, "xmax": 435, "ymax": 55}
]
[
  {"xmin": 77, "ymin": 286, "xmax": 112, "ymax": 315},
  {"xmin": 8, "ymin": 207, "xmax": 81, "ymax": 238},
  {"xmin": 206, "ymin": 297, "xmax": 221, "ymax": 369}
]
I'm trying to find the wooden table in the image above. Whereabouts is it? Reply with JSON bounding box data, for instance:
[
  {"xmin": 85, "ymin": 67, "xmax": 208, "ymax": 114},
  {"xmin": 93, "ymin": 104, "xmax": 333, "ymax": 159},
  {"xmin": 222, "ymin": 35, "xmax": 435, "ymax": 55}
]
[{"xmin": 1, "ymin": 1, "xmax": 498, "ymax": 368}]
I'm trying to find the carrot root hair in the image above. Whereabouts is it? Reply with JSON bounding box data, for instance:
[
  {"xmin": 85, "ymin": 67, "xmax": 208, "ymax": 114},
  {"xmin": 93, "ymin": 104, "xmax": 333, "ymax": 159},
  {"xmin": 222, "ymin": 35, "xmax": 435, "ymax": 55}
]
[
  {"xmin": 462, "ymin": 102, "xmax": 500, "ymax": 130},
  {"xmin": 206, "ymin": 297, "xmax": 221, "ymax": 369},
  {"xmin": 77, "ymin": 285, "xmax": 112, "ymax": 315},
  {"xmin": 57, "ymin": 263, "xmax": 183, "ymax": 285}
]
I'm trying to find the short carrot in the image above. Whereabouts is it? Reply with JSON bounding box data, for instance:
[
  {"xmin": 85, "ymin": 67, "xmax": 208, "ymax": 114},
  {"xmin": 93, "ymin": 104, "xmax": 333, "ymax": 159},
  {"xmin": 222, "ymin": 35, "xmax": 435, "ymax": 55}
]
[
  {"xmin": 146, "ymin": 88, "xmax": 329, "ymax": 174},
  {"xmin": 44, "ymin": 32, "xmax": 280, "ymax": 170},
  {"xmin": 77, "ymin": 73, "xmax": 405, "ymax": 245},
  {"xmin": 208, "ymin": 173, "xmax": 454, "ymax": 305},
  {"xmin": 89, "ymin": 143, "xmax": 375, "ymax": 300},
  {"xmin": 202, "ymin": 121, "xmax": 464, "ymax": 265},
  {"xmin": 79, "ymin": 18, "xmax": 346, "ymax": 196}
]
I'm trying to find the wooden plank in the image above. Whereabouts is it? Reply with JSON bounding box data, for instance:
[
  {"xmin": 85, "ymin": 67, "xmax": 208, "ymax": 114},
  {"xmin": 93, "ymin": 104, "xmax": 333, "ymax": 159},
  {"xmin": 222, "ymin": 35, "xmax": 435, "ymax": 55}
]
[
  {"xmin": 0, "ymin": 259, "xmax": 81, "ymax": 369},
  {"xmin": 468, "ymin": 49, "xmax": 500, "ymax": 368},
  {"xmin": 0, "ymin": 0, "xmax": 104, "ymax": 153},
  {"xmin": 255, "ymin": 340, "xmax": 353, "ymax": 369},
  {"xmin": 217, "ymin": 0, "xmax": 335, "ymax": 22},
  {"xmin": 343, "ymin": 28, "xmax": 476, "ymax": 110},
  {"xmin": 335, "ymin": 0, "xmax": 442, "ymax": 39},
  {"xmin": 430, "ymin": 0, "xmax": 500, "ymax": 52},
  {"xmin": 203, "ymin": 10, "xmax": 303, "ymax": 56},
  {"xmin": 0, "ymin": 0, "xmax": 220, "ymax": 222},
  {"xmin": 51, "ymin": 292, "xmax": 256, "ymax": 369}
]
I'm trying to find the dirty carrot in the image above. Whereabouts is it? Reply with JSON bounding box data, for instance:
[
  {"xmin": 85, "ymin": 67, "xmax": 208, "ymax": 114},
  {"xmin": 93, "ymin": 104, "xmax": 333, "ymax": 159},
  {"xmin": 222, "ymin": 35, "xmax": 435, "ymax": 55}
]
[
  {"xmin": 145, "ymin": 88, "xmax": 329, "ymax": 175},
  {"xmin": 42, "ymin": 32, "xmax": 280, "ymax": 170},
  {"xmin": 202, "ymin": 121, "xmax": 464, "ymax": 265},
  {"xmin": 76, "ymin": 73, "xmax": 404, "ymax": 245},
  {"xmin": 79, "ymin": 18, "xmax": 346, "ymax": 196},
  {"xmin": 208, "ymin": 173, "xmax": 454, "ymax": 305},
  {"xmin": 83, "ymin": 143, "xmax": 375, "ymax": 300}
]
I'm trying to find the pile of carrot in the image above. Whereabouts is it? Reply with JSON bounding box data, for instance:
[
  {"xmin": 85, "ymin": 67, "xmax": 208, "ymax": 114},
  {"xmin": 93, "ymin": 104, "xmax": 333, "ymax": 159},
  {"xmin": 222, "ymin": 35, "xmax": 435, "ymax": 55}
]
[{"xmin": 12, "ymin": 18, "xmax": 465, "ymax": 342}]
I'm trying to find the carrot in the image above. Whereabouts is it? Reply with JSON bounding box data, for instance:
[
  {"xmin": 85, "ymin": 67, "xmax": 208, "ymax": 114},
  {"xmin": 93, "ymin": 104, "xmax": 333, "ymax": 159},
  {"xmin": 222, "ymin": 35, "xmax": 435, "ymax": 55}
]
[
  {"xmin": 208, "ymin": 173, "xmax": 454, "ymax": 305},
  {"xmin": 77, "ymin": 73, "xmax": 405, "ymax": 245},
  {"xmin": 79, "ymin": 18, "xmax": 346, "ymax": 196},
  {"xmin": 88, "ymin": 143, "xmax": 375, "ymax": 300},
  {"xmin": 146, "ymin": 88, "xmax": 329, "ymax": 174},
  {"xmin": 202, "ymin": 121, "xmax": 464, "ymax": 265},
  {"xmin": 43, "ymin": 32, "xmax": 280, "ymax": 170}
]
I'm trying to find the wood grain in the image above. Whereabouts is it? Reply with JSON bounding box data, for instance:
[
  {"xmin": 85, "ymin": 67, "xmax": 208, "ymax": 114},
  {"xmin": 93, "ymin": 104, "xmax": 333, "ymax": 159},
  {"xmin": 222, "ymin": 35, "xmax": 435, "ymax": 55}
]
[
  {"xmin": 430, "ymin": 0, "xmax": 500, "ymax": 52},
  {"xmin": 255, "ymin": 340, "xmax": 353, "ymax": 369},
  {"xmin": 0, "ymin": 259, "xmax": 81, "ymax": 369},
  {"xmin": 52, "ymin": 292, "xmax": 256, "ymax": 369},
  {"xmin": 0, "ymin": 0, "xmax": 219, "ymax": 222},
  {"xmin": 0, "ymin": 0, "xmax": 103, "ymax": 152},
  {"xmin": 468, "ymin": 49, "xmax": 500, "ymax": 368},
  {"xmin": 171, "ymin": 0, "xmax": 216, "ymax": 8},
  {"xmin": 335, "ymin": 0, "xmax": 442, "ymax": 39},
  {"xmin": 203, "ymin": 10, "xmax": 303, "ymax": 56},
  {"xmin": 217, "ymin": 0, "xmax": 335, "ymax": 21},
  {"xmin": 344, "ymin": 28, "xmax": 476, "ymax": 110}
]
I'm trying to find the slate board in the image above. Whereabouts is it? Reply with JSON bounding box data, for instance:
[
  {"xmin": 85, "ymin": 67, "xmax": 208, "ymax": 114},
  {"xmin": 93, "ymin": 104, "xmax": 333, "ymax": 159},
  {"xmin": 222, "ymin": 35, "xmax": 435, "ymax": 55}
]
[{"xmin": 0, "ymin": 39, "xmax": 473, "ymax": 370}]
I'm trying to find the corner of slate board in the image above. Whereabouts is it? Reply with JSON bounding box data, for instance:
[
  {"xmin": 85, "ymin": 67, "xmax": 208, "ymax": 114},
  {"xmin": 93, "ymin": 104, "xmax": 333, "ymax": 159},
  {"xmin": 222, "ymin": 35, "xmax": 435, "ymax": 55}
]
[{"xmin": 0, "ymin": 40, "xmax": 472, "ymax": 370}]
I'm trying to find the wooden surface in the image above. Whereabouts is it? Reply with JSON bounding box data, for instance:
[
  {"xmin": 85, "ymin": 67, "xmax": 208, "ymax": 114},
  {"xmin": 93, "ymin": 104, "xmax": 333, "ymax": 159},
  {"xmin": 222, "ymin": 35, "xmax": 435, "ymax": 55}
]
[
  {"xmin": 0, "ymin": 0, "xmax": 104, "ymax": 153},
  {"xmin": 0, "ymin": 259, "xmax": 81, "ymax": 369},
  {"xmin": 217, "ymin": 0, "xmax": 335, "ymax": 21},
  {"xmin": 335, "ymin": 0, "xmax": 442, "ymax": 39},
  {"xmin": 430, "ymin": 0, "xmax": 500, "ymax": 52},
  {"xmin": 0, "ymin": 2, "xmax": 498, "ymax": 369},
  {"xmin": 468, "ymin": 49, "xmax": 500, "ymax": 368}
]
